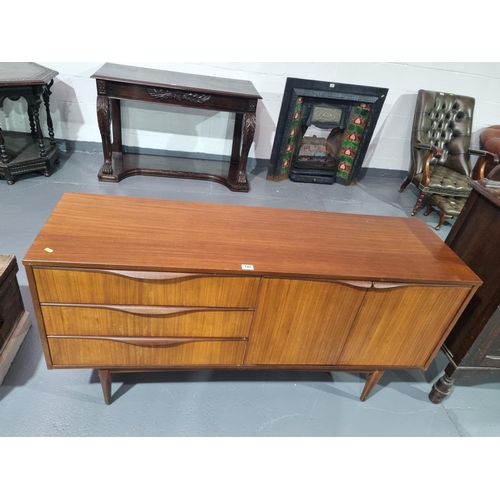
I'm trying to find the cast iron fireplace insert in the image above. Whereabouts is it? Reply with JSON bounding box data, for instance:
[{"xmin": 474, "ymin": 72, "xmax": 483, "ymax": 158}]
[{"xmin": 267, "ymin": 78, "xmax": 388, "ymax": 185}]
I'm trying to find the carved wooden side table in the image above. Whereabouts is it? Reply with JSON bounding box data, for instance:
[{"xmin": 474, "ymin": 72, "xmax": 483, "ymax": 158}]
[
  {"xmin": 91, "ymin": 63, "xmax": 262, "ymax": 192},
  {"xmin": 0, "ymin": 62, "xmax": 60, "ymax": 184}
]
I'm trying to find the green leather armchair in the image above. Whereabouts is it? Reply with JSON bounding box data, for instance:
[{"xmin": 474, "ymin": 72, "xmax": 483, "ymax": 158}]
[{"xmin": 399, "ymin": 89, "xmax": 497, "ymax": 215}]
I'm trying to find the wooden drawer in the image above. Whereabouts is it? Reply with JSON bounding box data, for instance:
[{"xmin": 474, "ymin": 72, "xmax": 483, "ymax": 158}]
[
  {"xmin": 41, "ymin": 305, "xmax": 254, "ymax": 338},
  {"xmin": 33, "ymin": 268, "xmax": 260, "ymax": 307},
  {"xmin": 48, "ymin": 337, "xmax": 247, "ymax": 366}
]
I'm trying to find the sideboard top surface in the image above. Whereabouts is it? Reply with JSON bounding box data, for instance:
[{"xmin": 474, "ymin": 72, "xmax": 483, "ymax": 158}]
[
  {"xmin": 90, "ymin": 63, "xmax": 262, "ymax": 100},
  {"xmin": 23, "ymin": 192, "xmax": 480, "ymax": 285}
]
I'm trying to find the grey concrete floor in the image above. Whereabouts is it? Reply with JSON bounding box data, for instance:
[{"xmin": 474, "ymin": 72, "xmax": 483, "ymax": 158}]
[{"xmin": 1, "ymin": 151, "xmax": 500, "ymax": 437}]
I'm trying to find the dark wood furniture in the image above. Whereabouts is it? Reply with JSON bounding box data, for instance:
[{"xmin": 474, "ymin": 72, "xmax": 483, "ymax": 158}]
[
  {"xmin": 429, "ymin": 170, "xmax": 500, "ymax": 403},
  {"xmin": 90, "ymin": 63, "xmax": 261, "ymax": 192},
  {"xmin": 423, "ymin": 194, "xmax": 467, "ymax": 230},
  {"xmin": 0, "ymin": 255, "xmax": 31, "ymax": 384},
  {"xmin": 23, "ymin": 193, "xmax": 480, "ymax": 404},
  {"xmin": 0, "ymin": 63, "xmax": 59, "ymax": 184}
]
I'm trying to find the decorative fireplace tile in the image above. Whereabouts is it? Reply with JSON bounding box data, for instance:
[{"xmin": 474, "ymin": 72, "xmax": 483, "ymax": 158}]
[{"xmin": 267, "ymin": 78, "xmax": 388, "ymax": 185}]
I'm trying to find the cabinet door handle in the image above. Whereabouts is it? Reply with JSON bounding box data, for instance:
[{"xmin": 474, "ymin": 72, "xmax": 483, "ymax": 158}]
[
  {"xmin": 0, "ymin": 316, "xmax": 4, "ymax": 329},
  {"xmin": 372, "ymin": 282, "xmax": 414, "ymax": 289},
  {"xmin": 335, "ymin": 280, "xmax": 373, "ymax": 289}
]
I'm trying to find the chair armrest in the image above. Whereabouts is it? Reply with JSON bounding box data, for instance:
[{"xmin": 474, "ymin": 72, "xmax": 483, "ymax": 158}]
[
  {"xmin": 469, "ymin": 149, "xmax": 500, "ymax": 180},
  {"xmin": 414, "ymin": 142, "xmax": 443, "ymax": 186}
]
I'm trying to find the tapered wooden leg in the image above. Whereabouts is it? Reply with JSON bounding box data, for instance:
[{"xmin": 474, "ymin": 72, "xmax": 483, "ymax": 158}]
[
  {"xmin": 98, "ymin": 369, "xmax": 112, "ymax": 405},
  {"xmin": 429, "ymin": 374, "xmax": 454, "ymax": 404},
  {"xmin": 360, "ymin": 370, "xmax": 384, "ymax": 401},
  {"xmin": 398, "ymin": 177, "xmax": 410, "ymax": 192}
]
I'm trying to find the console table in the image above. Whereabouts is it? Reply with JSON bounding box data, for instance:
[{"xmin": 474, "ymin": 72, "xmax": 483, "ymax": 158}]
[
  {"xmin": 429, "ymin": 170, "xmax": 500, "ymax": 403},
  {"xmin": 0, "ymin": 62, "xmax": 60, "ymax": 184},
  {"xmin": 23, "ymin": 193, "xmax": 480, "ymax": 404},
  {"xmin": 90, "ymin": 63, "xmax": 261, "ymax": 192}
]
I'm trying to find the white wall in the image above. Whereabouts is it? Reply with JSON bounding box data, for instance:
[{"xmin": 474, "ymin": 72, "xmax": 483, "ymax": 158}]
[{"xmin": 2, "ymin": 62, "xmax": 500, "ymax": 172}]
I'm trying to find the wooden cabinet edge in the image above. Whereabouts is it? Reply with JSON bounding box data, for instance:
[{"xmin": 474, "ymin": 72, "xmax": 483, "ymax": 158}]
[
  {"xmin": 422, "ymin": 284, "xmax": 480, "ymax": 370},
  {"xmin": 24, "ymin": 265, "xmax": 54, "ymax": 369}
]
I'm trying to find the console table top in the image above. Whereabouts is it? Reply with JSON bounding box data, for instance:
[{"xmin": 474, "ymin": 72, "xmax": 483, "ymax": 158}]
[
  {"xmin": 0, "ymin": 63, "xmax": 58, "ymax": 87},
  {"xmin": 91, "ymin": 62, "xmax": 262, "ymax": 99},
  {"xmin": 23, "ymin": 193, "xmax": 480, "ymax": 286}
]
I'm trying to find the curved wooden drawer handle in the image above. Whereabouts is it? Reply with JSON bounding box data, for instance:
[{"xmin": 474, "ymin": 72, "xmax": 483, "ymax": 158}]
[
  {"xmin": 51, "ymin": 335, "xmax": 244, "ymax": 347},
  {"xmin": 60, "ymin": 304, "xmax": 251, "ymax": 316},
  {"xmin": 103, "ymin": 270, "xmax": 198, "ymax": 281}
]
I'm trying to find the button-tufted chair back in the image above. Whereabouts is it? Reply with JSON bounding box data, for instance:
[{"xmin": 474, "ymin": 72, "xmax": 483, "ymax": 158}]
[{"xmin": 411, "ymin": 90, "xmax": 474, "ymax": 179}]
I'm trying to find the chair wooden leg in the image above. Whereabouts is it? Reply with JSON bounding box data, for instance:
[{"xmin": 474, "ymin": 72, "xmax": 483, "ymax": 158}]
[
  {"xmin": 398, "ymin": 178, "xmax": 410, "ymax": 193},
  {"xmin": 411, "ymin": 191, "xmax": 426, "ymax": 216},
  {"xmin": 435, "ymin": 211, "xmax": 452, "ymax": 231},
  {"xmin": 360, "ymin": 371, "xmax": 384, "ymax": 401},
  {"xmin": 423, "ymin": 197, "xmax": 435, "ymax": 216}
]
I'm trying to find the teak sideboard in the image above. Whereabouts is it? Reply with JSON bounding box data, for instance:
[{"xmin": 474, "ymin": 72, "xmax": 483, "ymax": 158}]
[{"xmin": 23, "ymin": 193, "xmax": 481, "ymax": 404}]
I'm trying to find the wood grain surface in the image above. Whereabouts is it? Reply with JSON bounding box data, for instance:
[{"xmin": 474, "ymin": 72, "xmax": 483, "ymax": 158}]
[{"xmin": 23, "ymin": 193, "xmax": 481, "ymax": 285}]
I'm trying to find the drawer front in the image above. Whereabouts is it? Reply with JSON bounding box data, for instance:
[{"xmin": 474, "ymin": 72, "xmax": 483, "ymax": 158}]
[
  {"xmin": 33, "ymin": 268, "xmax": 259, "ymax": 307},
  {"xmin": 0, "ymin": 274, "xmax": 24, "ymax": 352},
  {"xmin": 41, "ymin": 305, "xmax": 254, "ymax": 338},
  {"xmin": 48, "ymin": 337, "xmax": 247, "ymax": 366}
]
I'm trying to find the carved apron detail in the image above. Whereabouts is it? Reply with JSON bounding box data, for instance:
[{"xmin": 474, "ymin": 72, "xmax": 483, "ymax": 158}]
[{"xmin": 147, "ymin": 88, "xmax": 212, "ymax": 104}]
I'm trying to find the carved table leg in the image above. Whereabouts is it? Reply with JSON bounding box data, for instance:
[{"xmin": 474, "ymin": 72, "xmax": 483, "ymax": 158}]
[
  {"xmin": 97, "ymin": 95, "xmax": 112, "ymax": 175},
  {"xmin": 360, "ymin": 370, "xmax": 384, "ymax": 401},
  {"xmin": 43, "ymin": 81, "xmax": 56, "ymax": 146},
  {"xmin": 98, "ymin": 369, "xmax": 112, "ymax": 405},
  {"xmin": 32, "ymin": 97, "xmax": 47, "ymax": 159},
  {"xmin": 27, "ymin": 104, "xmax": 37, "ymax": 136},
  {"xmin": 429, "ymin": 374, "xmax": 454, "ymax": 404},
  {"xmin": 238, "ymin": 111, "xmax": 256, "ymax": 185}
]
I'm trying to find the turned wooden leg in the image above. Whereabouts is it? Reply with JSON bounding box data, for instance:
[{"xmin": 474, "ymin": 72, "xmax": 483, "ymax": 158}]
[
  {"xmin": 429, "ymin": 374, "xmax": 454, "ymax": 404},
  {"xmin": 97, "ymin": 95, "xmax": 112, "ymax": 175},
  {"xmin": 98, "ymin": 369, "xmax": 112, "ymax": 405},
  {"xmin": 412, "ymin": 191, "xmax": 426, "ymax": 216},
  {"xmin": 27, "ymin": 104, "xmax": 37, "ymax": 136},
  {"xmin": 43, "ymin": 81, "xmax": 56, "ymax": 146},
  {"xmin": 360, "ymin": 370, "xmax": 384, "ymax": 401},
  {"xmin": 32, "ymin": 98, "xmax": 47, "ymax": 158},
  {"xmin": 398, "ymin": 177, "xmax": 410, "ymax": 192}
]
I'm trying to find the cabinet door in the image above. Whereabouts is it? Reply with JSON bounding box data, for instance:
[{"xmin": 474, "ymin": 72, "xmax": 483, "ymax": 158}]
[
  {"xmin": 244, "ymin": 278, "xmax": 368, "ymax": 365},
  {"xmin": 337, "ymin": 284, "xmax": 471, "ymax": 368}
]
